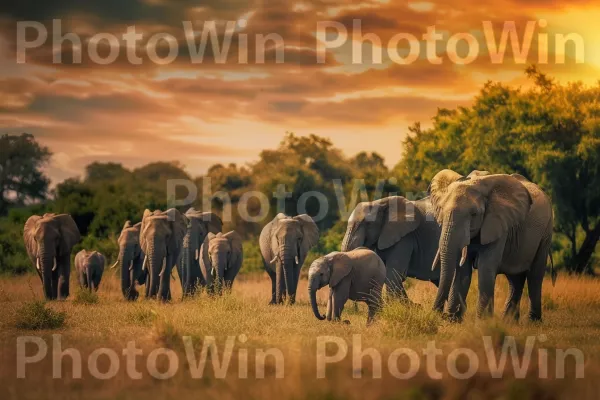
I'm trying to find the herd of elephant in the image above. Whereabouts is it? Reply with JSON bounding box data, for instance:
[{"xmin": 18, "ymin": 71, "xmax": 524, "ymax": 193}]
[{"xmin": 22, "ymin": 169, "xmax": 555, "ymax": 324}]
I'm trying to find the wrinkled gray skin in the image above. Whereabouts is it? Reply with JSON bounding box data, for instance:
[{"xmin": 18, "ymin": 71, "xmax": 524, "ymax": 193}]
[
  {"xmin": 75, "ymin": 250, "xmax": 105, "ymax": 291},
  {"xmin": 23, "ymin": 213, "xmax": 81, "ymax": 300},
  {"xmin": 140, "ymin": 209, "xmax": 188, "ymax": 302},
  {"xmin": 429, "ymin": 169, "xmax": 553, "ymax": 321},
  {"xmin": 177, "ymin": 208, "xmax": 223, "ymax": 297},
  {"xmin": 260, "ymin": 214, "xmax": 319, "ymax": 304},
  {"xmin": 200, "ymin": 231, "xmax": 243, "ymax": 294},
  {"xmin": 110, "ymin": 221, "xmax": 147, "ymax": 301},
  {"xmin": 341, "ymin": 196, "xmax": 449, "ymax": 305},
  {"xmin": 308, "ymin": 248, "xmax": 386, "ymax": 325}
]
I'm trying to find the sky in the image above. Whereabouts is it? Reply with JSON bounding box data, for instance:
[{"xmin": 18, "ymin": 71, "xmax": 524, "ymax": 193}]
[{"xmin": 1, "ymin": 0, "xmax": 599, "ymax": 184}]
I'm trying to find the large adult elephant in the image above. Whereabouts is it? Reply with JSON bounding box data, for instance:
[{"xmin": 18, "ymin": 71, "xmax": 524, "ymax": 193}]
[
  {"xmin": 341, "ymin": 196, "xmax": 444, "ymax": 304},
  {"xmin": 177, "ymin": 208, "xmax": 222, "ymax": 297},
  {"xmin": 200, "ymin": 231, "xmax": 243, "ymax": 294},
  {"xmin": 260, "ymin": 214, "xmax": 319, "ymax": 304},
  {"xmin": 140, "ymin": 209, "xmax": 188, "ymax": 302},
  {"xmin": 429, "ymin": 169, "xmax": 553, "ymax": 321},
  {"xmin": 110, "ymin": 221, "xmax": 147, "ymax": 301},
  {"xmin": 23, "ymin": 213, "xmax": 81, "ymax": 300}
]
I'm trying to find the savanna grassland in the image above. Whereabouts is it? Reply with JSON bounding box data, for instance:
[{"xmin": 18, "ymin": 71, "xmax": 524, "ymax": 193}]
[{"xmin": 1, "ymin": 271, "xmax": 599, "ymax": 400}]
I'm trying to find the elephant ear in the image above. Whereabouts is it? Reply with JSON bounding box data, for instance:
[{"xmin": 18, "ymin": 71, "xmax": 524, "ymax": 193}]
[
  {"xmin": 23, "ymin": 215, "xmax": 42, "ymax": 260},
  {"xmin": 140, "ymin": 209, "xmax": 153, "ymax": 251},
  {"xmin": 165, "ymin": 208, "xmax": 188, "ymax": 255},
  {"xmin": 328, "ymin": 253, "xmax": 352, "ymax": 288},
  {"xmin": 377, "ymin": 196, "xmax": 422, "ymax": 250},
  {"xmin": 294, "ymin": 214, "xmax": 319, "ymax": 265},
  {"xmin": 429, "ymin": 169, "xmax": 464, "ymax": 223},
  {"xmin": 54, "ymin": 214, "xmax": 81, "ymax": 256},
  {"xmin": 224, "ymin": 231, "xmax": 243, "ymax": 272},
  {"xmin": 200, "ymin": 212, "xmax": 223, "ymax": 234},
  {"xmin": 477, "ymin": 175, "xmax": 532, "ymax": 245}
]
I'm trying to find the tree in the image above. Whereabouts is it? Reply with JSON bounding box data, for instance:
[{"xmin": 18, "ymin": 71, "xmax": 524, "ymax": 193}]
[
  {"xmin": 0, "ymin": 134, "xmax": 51, "ymax": 215},
  {"xmin": 394, "ymin": 67, "xmax": 600, "ymax": 273}
]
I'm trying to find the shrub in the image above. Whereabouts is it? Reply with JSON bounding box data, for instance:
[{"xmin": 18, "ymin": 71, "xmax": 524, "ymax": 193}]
[
  {"xmin": 72, "ymin": 289, "xmax": 99, "ymax": 305},
  {"xmin": 14, "ymin": 301, "xmax": 66, "ymax": 330}
]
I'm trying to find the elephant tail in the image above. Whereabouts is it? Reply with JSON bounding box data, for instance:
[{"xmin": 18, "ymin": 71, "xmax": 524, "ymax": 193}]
[{"xmin": 549, "ymin": 252, "xmax": 556, "ymax": 287}]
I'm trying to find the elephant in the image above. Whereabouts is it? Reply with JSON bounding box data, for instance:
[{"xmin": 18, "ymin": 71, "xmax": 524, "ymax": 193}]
[
  {"xmin": 140, "ymin": 208, "xmax": 188, "ymax": 302},
  {"xmin": 341, "ymin": 196, "xmax": 447, "ymax": 305},
  {"xmin": 308, "ymin": 248, "xmax": 386, "ymax": 324},
  {"xmin": 74, "ymin": 250, "xmax": 105, "ymax": 291},
  {"xmin": 177, "ymin": 208, "xmax": 223, "ymax": 297},
  {"xmin": 23, "ymin": 213, "xmax": 81, "ymax": 300},
  {"xmin": 259, "ymin": 213, "xmax": 319, "ymax": 305},
  {"xmin": 429, "ymin": 169, "xmax": 554, "ymax": 321},
  {"xmin": 200, "ymin": 231, "xmax": 243, "ymax": 294},
  {"xmin": 110, "ymin": 221, "xmax": 147, "ymax": 301}
]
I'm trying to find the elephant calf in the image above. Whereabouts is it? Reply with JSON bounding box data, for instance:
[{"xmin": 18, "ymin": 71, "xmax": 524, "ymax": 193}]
[
  {"xmin": 75, "ymin": 250, "xmax": 105, "ymax": 292},
  {"xmin": 200, "ymin": 231, "xmax": 243, "ymax": 294},
  {"xmin": 308, "ymin": 248, "xmax": 386, "ymax": 325}
]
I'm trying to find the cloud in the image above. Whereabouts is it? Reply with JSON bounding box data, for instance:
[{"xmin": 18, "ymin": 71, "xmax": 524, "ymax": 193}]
[{"xmin": 0, "ymin": 0, "xmax": 597, "ymax": 182}]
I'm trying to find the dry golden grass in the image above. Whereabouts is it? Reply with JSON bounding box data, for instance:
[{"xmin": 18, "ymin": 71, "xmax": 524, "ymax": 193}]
[{"xmin": 1, "ymin": 270, "xmax": 600, "ymax": 399}]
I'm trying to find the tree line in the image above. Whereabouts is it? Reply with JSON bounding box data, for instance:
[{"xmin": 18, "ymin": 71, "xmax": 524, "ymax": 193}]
[{"xmin": 0, "ymin": 67, "xmax": 598, "ymax": 275}]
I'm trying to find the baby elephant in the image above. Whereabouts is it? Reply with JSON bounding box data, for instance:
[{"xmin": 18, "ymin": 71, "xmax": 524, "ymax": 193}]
[
  {"xmin": 200, "ymin": 231, "xmax": 243, "ymax": 294},
  {"xmin": 75, "ymin": 250, "xmax": 105, "ymax": 291},
  {"xmin": 308, "ymin": 248, "xmax": 385, "ymax": 324}
]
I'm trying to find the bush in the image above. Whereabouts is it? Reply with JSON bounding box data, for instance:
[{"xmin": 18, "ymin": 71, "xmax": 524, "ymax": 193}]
[
  {"xmin": 72, "ymin": 289, "xmax": 99, "ymax": 305},
  {"xmin": 14, "ymin": 301, "xmax": 66, "ymax": 330}
]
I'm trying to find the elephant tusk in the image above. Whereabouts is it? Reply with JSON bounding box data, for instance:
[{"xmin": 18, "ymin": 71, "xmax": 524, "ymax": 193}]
[
  {"xmin": 195, "ymin": 249, "xmax": 199, "ymax": 261},
  {"xmin": 270, "ymin": 256, "xmax": 278, "ymax": 264},
  {"xmin": 142, "ymin": 256, "xmax": 147, "ymax": 271},
  {"xmin": 431, "ymin": 249, "xmax": 440, "ymax": 271},
  {"xmin": 459, "ymin": 246, "xmax": 468, "ymax": 267},
  {"xmin": 129, "ymin": 261, "xmax": 134, "ymax": 271},
  {"xmin": 110, "ymin": 260, "xmax": 119, "ymax": 269},
  {"xmin": 295, "ymin": 256, "xmax": 299, "ymax": 265},
  {"xmin": 36, "ymin": 258, "xmax": 41, "ymax": 271},
  {"xmin": 52, "ymin": 259, "xmax": 57, "ymax": 271}
]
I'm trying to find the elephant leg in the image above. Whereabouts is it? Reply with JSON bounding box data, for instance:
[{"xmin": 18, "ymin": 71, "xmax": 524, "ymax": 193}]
[
  {"xmin": 332, "ymin": 279, "xmax": 351, "ymax": 321},
  {"xmin": 527, "ymin": 241, "xmax": 549, "ymax": 322},
  {"xmin": 326, "ymin": 290, "xmax": 333, "ymax": 321},
  {"xmin": 42, "ymin": 262, "xmax": 54, "ymax": 300},
  {"xmin": 476, "ymin": 240, "xmax": 505, "ymax": 318},
  {"xmin": 79, "ymin": 271, "xmax": 88, "ymax": 289},
  {"xmin": 503, "ymin": 273, "xmax": 526, "ymax": 321},
  {"xmin": 58, "ymin": 254, "xmax": 71, "ymax": 300},
  {"xmin": 383, "ymin": 241, "xmax": 413, "ymax": 301},
  {"xmin": 266, "ymin": 267, "xmax": 277, "ymax": 304},
  {"xmin": 367, "ymin": 285, "xmax": 383, "ymax": 325},
  {"xmin": 447, "ymin": 262, "xmax": 473, "ymax": 321},
  {"xmin": 128, "ymin": 267, "xmax": 139, "ymax": 301}
]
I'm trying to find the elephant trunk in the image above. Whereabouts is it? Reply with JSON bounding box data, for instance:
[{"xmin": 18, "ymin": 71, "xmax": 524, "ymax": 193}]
[
  {"xmin": 37, "ymin": 243, "xmax": 56, "ymax": 299},
  {"xmin": 279, "ymin": 242, "xmax": 296, "ymax": 303},
  {"xmin": 432, "ymin": 214, "xmax": 458, "ymax": 313},
  {"xmin": 212, "ymin": 254, "xmax": 228, "ymax": 294},
  {"xmin": 308, "ymin": 274, "xmax": 325, "ymax": 320},
  {"xmin": 341, "ymin": 222, "xmax": 364, "ymax": 252},
  {"xmin": 145, "ymin": 242, "xmax": 165, "ymax": 299},
  {"xmin": 118, "ymin": 246, "xmax": 136, "ymax": 300},
  {"xmin": 86, "ymin": 263, "xmax": 94, "ymax": 291}
]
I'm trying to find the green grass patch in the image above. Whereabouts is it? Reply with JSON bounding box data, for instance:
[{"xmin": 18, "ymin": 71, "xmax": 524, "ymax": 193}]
[
  {"xmin": 14, "ymin": 300, "xmax": 66, "ymax": 330},
  {"xmin": 379, "ymin": 298, "xmax": 440, "ymax": 338}
]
